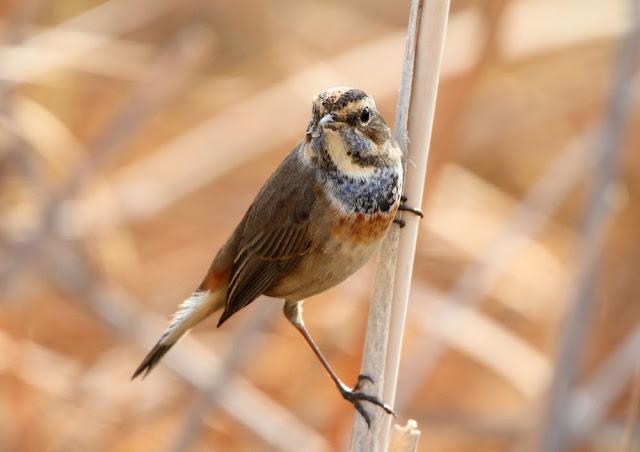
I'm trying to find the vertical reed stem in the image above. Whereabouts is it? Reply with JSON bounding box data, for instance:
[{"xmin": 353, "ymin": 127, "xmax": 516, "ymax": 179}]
[{"xmin": 350, "ymin": 1, "xmax": 450, "ymax": 450}]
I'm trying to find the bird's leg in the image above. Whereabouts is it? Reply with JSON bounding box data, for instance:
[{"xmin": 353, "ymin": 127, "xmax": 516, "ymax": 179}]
[
  {"xmin": 283, "ymin": 301, "xmax": 395, "ymax": 428},
  {"xmin": 394, "ymin": 195, "xmax": 423, "ymax": 228}
]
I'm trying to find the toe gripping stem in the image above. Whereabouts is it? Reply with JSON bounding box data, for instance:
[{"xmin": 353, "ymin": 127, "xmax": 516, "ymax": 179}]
[
  {"xmin": 342, "ymin": 374, "xmax": 396, "ymax": 428},
  {"xmin": 394, "ymin": 195, "xmax": 424, "ymax": 228}
]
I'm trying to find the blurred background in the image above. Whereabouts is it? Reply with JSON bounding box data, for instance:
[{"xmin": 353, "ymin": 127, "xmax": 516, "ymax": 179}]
[{"xmin": 0, "ymin": 0, "xmax": 638, "ymax": 450}]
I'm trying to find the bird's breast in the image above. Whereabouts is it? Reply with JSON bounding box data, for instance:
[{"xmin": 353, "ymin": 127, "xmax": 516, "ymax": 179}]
[{"xmin": 330, "ymin": 209, "xmax": 397, "ymax": 244}]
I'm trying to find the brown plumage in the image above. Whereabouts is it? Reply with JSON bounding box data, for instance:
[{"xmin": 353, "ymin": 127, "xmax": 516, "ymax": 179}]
[{"xmin": 132, "ymin": 87, "xmax": 422, "ymax": 426}]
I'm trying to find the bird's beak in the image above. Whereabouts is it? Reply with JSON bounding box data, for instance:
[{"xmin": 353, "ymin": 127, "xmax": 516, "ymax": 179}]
[
  {"xmin": 318, "ymin": 113, "xmax": 335, "ymax": 128},
  {"xmin": 306, "ymin": 113, "xmax": 336, "ymax": 141}
]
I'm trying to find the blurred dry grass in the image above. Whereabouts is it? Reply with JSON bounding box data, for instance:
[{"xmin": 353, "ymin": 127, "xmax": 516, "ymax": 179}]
[{"xmin": 0, "ymin": 0, "xmax": 639, "ymax": 451}]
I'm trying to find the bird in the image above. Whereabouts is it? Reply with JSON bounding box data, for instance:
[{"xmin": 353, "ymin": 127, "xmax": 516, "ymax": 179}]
[{"xmin": 132, "ymin": 87, "xmax": 423, "ymax": 426}]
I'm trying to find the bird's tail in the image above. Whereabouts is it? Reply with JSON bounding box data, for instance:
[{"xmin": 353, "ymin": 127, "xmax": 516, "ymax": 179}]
[{"xmin": 132, "ymin": 288, "xmax": 225, "ymax": 379}]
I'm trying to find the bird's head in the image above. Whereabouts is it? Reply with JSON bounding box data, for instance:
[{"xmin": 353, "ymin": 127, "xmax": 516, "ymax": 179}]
[{"xmin": 305, "ymin": 87, "xmax": 401, "ymax": 175}]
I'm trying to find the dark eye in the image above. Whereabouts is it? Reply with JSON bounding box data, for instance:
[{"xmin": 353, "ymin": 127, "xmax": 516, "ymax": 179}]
[{"xmin": 360, "ymin": 107, "xmax": 370, "ymax": 123}]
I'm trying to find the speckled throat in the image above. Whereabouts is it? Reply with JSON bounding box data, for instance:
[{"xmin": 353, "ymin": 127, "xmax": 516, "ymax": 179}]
[
  {"xmin": 306, "ymin": 135, "xmax": 403, "ymax": 215},
  {"xmin": 320, "ymin": 164, "xmax": 403, "ymax": 215}
]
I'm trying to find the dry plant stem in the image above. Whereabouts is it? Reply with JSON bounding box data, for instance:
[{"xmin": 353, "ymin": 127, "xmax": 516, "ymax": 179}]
[
  {"xmin": 349, "ymin": 1, "xmax": 420, "ymax": 447},
  {"xmin": 537, "ymin": 2, "xmax": 639, "ymax": 450},
  {"xmin": 382, "ymin": 0, "xmax": 450, "ymax": 447},
  {"xmin": 350, "ymin": 0, "xmax": 450, "ymax": 450},
  {"xmin": 347, "ymin": 5, "xmax": 415, "ymax": 450},
  {"xmin": 389, "ymin": 419, "xmax": 421, "ymax": 452}
]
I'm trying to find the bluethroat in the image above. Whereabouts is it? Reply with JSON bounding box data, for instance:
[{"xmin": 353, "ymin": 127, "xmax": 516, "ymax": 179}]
[{"xmin": 133, "ymin": 87, "xmax": 423, "ymax": 426}]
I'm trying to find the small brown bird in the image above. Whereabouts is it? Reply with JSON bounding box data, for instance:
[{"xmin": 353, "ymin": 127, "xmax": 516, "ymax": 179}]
[{"xmin": 132, "ymin": 87, "xmax": 422, "ymax": 426}]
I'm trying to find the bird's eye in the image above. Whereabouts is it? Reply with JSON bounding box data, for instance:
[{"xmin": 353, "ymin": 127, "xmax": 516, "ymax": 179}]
[{"xmin": 360, "ymin": 107, "xmax": 370, "ymax": 123}]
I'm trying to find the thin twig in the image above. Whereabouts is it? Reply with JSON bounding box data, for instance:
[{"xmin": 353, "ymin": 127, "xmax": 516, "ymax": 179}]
[{"xmin": 538, "ymin": 1, "xmax": 639, "ymax": 449}]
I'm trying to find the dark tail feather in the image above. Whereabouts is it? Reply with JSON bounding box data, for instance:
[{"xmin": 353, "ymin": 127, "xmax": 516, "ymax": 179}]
[{"xmin": 131, "ymin": 341, "xmax": 172, "ymax": 380}]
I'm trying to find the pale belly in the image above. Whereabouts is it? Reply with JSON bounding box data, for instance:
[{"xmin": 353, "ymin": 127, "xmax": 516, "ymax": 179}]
[{"xmin": 266, "ymin": 234, "xmax": 384, "ymax": 301}]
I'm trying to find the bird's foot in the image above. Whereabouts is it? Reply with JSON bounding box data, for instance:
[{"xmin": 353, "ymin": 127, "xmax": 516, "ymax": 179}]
[
  {"xmin": 394, "ymin": 196, "xmax": 423, "ymax": 228},
  {"xmin": 339, "ymin": 374, "xmax": 396, "ymax": 428},
  {"xmin": 398, "ymin": 195, "xmax": 424, "ymax": 218}
]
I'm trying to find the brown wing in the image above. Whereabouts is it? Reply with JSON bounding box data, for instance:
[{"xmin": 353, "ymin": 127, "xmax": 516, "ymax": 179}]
[{"xmin": 217, "ymin": 146, "xmax": 318, "ymax": 326}]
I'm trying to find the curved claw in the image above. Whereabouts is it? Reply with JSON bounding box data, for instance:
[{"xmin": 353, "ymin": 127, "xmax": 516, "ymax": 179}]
[
  {"xmin": 398, "ymin": 204, "xmax": 424, "ymax": 218},
  {"xmin": 355, "ymin": 374, "xmax": 374, "ymax": 390},
  {"xmin": 398, "ymin": 195, "xmax": 424, "ymax": 218},
  {"xmin": 339, "ymin": 381, "xmax": 397, "ymax": 428}
]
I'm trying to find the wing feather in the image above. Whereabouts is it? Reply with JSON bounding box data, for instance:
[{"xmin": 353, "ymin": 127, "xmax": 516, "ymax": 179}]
[{"xmin": 217, "ymin": 148, "xmax": 318, "ymax": 326}]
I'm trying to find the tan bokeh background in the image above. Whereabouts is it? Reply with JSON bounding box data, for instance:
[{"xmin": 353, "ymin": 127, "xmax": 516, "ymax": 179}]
[{"xmin": 0, "ymin": 0, "xmax": 638, "ymax": 450}]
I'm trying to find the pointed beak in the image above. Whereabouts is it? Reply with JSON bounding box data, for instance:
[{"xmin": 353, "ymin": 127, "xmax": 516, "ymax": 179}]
[
  {"xmin": 307, "ymin": 113, "xmax": 336, "ymax": 141},
  {"xmin": 318, "ymin": 113, "xmax": 335, "ymax": 127}
]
